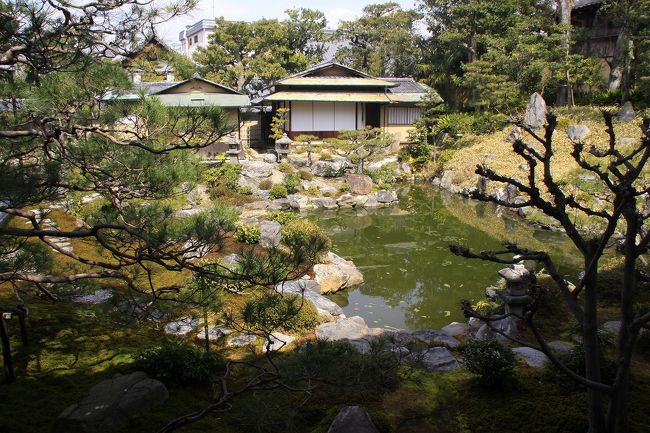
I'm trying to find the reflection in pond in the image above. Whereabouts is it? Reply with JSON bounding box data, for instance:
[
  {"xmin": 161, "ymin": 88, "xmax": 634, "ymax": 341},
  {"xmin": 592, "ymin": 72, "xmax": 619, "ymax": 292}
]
[{"xmin": 309, "ymin": 185, "xmax": 580, "ymax": 331}]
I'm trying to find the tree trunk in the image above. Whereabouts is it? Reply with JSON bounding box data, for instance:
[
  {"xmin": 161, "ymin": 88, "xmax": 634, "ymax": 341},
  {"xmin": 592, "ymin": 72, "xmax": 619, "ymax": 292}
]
[
  {"xmin": 0, "ymin": 316, "xmax": 14, "ymax": 383},
  {"xmin": 608, "ymin": 28, "xmax": 629, "ymax": 92},
  {"xmin": 557, "ymin": 0, "xmax": 575, "ymax": 106},
  {"xmin": 203, "ymin": 308, "xmax": 210, "ymax": 353},
  {"xmin": 582, "ymin": 251, "xmax": 607, "ymax": 433},
  {"xmin": 606, "ymin": 207, "xmax": 640, "ymax": 433}
]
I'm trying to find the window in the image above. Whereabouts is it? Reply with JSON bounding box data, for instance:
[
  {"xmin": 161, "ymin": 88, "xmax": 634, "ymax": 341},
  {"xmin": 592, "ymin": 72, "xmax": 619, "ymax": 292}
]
[
  {"xmin": 188, "ymin": 38, "xmax": 192, "ymax": 46},
  {"xmin": 194, "ymin": 35, "xmax": 198, "ymax": 43},
  {"xmin": 387, "ymin": 106, "xmax": 422, "ymax": 125}
]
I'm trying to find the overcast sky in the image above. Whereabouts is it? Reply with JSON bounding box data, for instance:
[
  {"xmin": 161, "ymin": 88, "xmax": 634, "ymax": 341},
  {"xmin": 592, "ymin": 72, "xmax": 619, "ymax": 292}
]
[{"xmin": 156, "ymin": 0, "xmax": 418, "ymax": 47}]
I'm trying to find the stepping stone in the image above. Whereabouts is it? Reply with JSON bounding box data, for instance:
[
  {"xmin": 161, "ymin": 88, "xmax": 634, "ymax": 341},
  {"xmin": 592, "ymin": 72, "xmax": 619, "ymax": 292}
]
[
  {"xmin": 263, "ymin": 332, "xmax": 296, "ymax": 352},
  {"xmin": 72, "ymin": 289, "xmax": 113, "ymax": 305},
  {"xmin": 196, "ymin": 326, "xmax": 233, "ymax": 341},
  {"xmin": 326, "ymin": 405, "xmax": 380, "ymax": 433},
  {"xmin": 513, "ymin": 347, "xmax": 548, "ymax": 368},
  {"xmin": 228, "ymin": 333, "xmax": 257, "ymax": 347},
  {"xmin": 164, "ymin": 317, "xmax": 199, "ymax": 336}
]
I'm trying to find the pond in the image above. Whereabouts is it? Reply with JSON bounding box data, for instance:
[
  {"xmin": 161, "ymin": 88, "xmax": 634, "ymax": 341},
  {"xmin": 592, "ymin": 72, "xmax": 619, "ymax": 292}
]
[{"xmin": 309, "ymin": 185, "xmax": 581, "ymax": 331}]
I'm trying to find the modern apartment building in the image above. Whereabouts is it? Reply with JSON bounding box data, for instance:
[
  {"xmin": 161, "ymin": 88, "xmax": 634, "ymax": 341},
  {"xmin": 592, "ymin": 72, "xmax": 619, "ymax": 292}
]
[{"xmin": 178, "ymin": 19, "xmax": 216, "ymax": 57}]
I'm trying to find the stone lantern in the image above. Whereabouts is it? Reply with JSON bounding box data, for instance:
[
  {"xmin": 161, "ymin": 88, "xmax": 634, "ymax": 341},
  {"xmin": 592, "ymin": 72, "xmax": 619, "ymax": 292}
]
[
  {"xmin": 226, "ymin": 133, "xmax": 241, "ymax": 164},
  {"xmin": 497, "ymin": 265, "xmax": 534, "ymax": 316},
  {"xmin": 275, "ymin": 133, "xmax": 292, "ymax": 162}
]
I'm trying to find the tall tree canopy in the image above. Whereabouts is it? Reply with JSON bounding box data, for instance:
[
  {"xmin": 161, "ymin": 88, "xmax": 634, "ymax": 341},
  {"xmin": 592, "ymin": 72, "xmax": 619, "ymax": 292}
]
[
  {"xmin": 194, "ymin": 9, "xmax": 328, "ymax": 94},
  {"xmin": 334, "ymin": 2, "xmax": 423, "ymax": 77}
]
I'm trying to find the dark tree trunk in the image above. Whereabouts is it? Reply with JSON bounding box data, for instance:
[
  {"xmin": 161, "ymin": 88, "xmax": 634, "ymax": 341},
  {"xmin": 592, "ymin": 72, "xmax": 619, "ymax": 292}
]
[{"xmin": 0, "ymin": 316, "xmax": 14, "ymax": 383}]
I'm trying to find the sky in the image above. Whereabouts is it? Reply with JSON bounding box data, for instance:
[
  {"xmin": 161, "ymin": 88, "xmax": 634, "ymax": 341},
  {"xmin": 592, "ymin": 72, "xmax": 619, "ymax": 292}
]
[{"xmin": 156, "ymin": 0, "xmax": 418, "ymax": 48}]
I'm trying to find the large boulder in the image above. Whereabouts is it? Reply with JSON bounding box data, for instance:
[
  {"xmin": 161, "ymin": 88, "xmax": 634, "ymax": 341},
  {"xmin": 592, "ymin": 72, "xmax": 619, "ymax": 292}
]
[
  {"xmin": 311, "ymin": 160, "xmax": 347, "ymax": 177},
  {"xmin": 411, "ymin": 330, "xmax": 460, "ymax": 348},
  {"xmin": 287, "ymin": 154, "xmax": 308, "ymax": 168},
  {"xmin": 346, "ymin": 174, "xmax": 373, "ymax": 195},
  {"xmin": 326, "ymin": 406, "xmax": 380, "ymax": 433},
  {"xmin": 618, "ymin": 101, "xmax": 635, "ymax": 122},
  {"xmin": 54, "ymin": 372, "xmax": 168, "ymax": 433},
  {"xmin": 228, "ymin": 333, "xmax": 257, "ymax": 347},
  {"xmin": 416, "ymin": 347, "xmax": 460, "ymax": 372},
  {"xmin": 441, "ymin": 322, "xmax": 469, "ymax": 337},
  {"xmin": 567, "ymin": 124, "xmax": 591, "ymax": 143},
  {"xmin": 440, "ymin": 170, "xmax": 454, "ymax": 190},
  {"xmin": 240, "ymin": 160, "xmax": 274, "ymax": 178},
  {"xmin": 512, "ymin": 347, "xmax": 548, "ymax": 368},
  {"xmin": 523, "ymin": 92, "xmax": 547, "ymax": 130},
  {"xmin": 314, "ymin": 256, "xmax": 364, "ymax": 294},
  {"xmin": 287, "ymin": 194, "xmax": 314, "ymax": 210},
  {"xmin": 316, "ymin": 316, "xmax": 369, "ymax": 341},
  {"xmin": 276, "ymin": 279, "xmax": 344, "ymax": 318},
  {"xmin": 336, "ymin": 194, "xmax": 358, "ymax": 208},
  {"xmin": 258, "ymin": 220, "xmax": 282, "ymax": 248},
  {"xmin": 263, "ymin": 153, "xmax": 277, "ymax": 164},
  {"xmin": 313, "ymin": 197, "xmax": 339, "ymax": 210},
  {"xmin": 263, "ymin": 332, "xmax": 296, "ymax": 352},
  {"xmin": 375, "ymin": 190, "xmax": 398, "ymax": 204},
  {"xmin": 268, "ymin": 198, "xmax": 292, "ymax": 211}
]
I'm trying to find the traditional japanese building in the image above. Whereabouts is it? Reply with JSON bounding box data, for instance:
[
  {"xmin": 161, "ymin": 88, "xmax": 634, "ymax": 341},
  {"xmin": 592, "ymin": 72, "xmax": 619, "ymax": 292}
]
[{"xmin": 261, "ymin": 62, "xmax": 434, "ymax": 144}]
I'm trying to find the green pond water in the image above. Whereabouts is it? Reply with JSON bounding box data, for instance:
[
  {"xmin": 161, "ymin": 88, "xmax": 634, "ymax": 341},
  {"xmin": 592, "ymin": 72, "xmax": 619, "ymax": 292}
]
[{"xmin": 309, "ymin": 184, "xmax": 581, "ymax": 331}]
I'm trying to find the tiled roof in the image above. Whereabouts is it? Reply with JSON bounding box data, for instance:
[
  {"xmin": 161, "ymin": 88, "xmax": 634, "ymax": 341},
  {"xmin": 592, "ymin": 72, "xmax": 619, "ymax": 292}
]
[
  {"xmin": 381, "ymin": 78, "xmax": 429, "ymax": 94},
  {"xmin": 574, "ymin": 0, "xmax": 603, "ymax": 9}
]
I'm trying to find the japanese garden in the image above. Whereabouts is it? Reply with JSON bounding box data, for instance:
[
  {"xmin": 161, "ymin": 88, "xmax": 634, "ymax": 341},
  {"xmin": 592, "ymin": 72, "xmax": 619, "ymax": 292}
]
[{"xmin": 1, "ymin": 1, "xmax": 649, "ymax": 433}]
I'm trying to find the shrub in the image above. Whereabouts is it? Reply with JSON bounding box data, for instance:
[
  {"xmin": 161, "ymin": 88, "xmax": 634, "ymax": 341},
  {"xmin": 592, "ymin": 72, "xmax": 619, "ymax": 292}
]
[
  {"xmin": 242, "ymin": 291, "xmax": 319, "ymax": 334},
  {"xmin": 434, "ymin": 113, "xmax": 475, "ymax": 136},
  {"xmin": 269, "ymin": 184, "xmax": 288, "ymax": 199},
  {"xmin": 282, "ymin": 172, "xmax": 301, "ymax": 194},
  {"xmin": 304, "ymin": 185, "xmax": 320, "ymax": 196},
  {"xmin": 258, "ymin": 179, "xmax": 273, "ymax": 190},
  {"xmin": 234, "ymin": 223, "xmax": 261, "ymax": 244},
  {"xmin": 319, "ymin": 150, "xmax": 332, "ymax": 160},
  {"xmin": 298, "ymin": 169, "xmax": 313, "ymax": 180},
  {"xmin": 471, "ymin": 299, "xmax": 500, "ymax": 316},
  {"xmin": 278, "ymin": 161, "xmax": 294, "ymax": 173},
  {"xmin": 133, "ymin": 338, "xmax": 224, "ymax": 386},
  {"xmin": 366, "ymin": 164, "xmax": 397, "ymax": 186},
  {"xmin": 338, "ymin": 182, "xmax": 350, "ymax": 193},
  {"xmin": 203, "ymin": 163, "xmax": 242, "ymax": 189},
  {"xmin": 463, "ymin": 338, "xmax": 516, "ymax": 387},
  {"xmin": 281, "ymin": 219, "xmax": 331, "ymax": 264},
  {"xmin": 238, "ymin": 185, "xmax": 253, "ymax": 195},
  {"xmin": 267, "ymin": 210, "xmax": 300, "ymax": 226},
  {"xmin": 544, "ymin": 343, "xmax": 617, "ymax": 383}
]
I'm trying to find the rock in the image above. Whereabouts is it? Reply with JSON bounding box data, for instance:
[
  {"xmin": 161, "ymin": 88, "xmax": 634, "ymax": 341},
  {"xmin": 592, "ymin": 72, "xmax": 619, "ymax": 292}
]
[
  {"xmin": 375, "ymin": 190, "xmax": 397, "ymax": 204},
  {"xmin": 326, "ymin": 405, "xmax": 380, "ymax": 433},
  {"xmin": 54, "ymin": 372, "xmax": 168, "ymax": 433},
  {"xmin": 322, "ymin": 251, "xmax": 346, "ymax": 265},
  {"xmin": 164, "ymin": 317, "xmax": 199, "ymax": 336},
  {"xmin": 72, "ymin": 289, "xmax": 113, "ymax": 305},
  {"xmin": 276, "ymin": 279, "xmax": 344, "ymax": 317},
  {"xmin": 346, "ymin": 174, "xmax": 373, "ymax": 195},
  {"xmin": 548, "ymin": 340, "xmax": 572, "ymax": 353},
  {"xmin": 416, "ymin": 347, "xmax": 460, "ymax": 372},
  {"xmin": 287, "ymin": 194, "xmax": 313, "ymax": 210},
  {"xmin": 512, "ymin": 347, "xmax": 548, "ymax": 368},
  {"xmin": 523, "ymin": 92, "xmax": 547, "ymax": 130},
  {"xmin": 347, "ymin": 339, "xmax": 372, "ymax": 354},
  {"xmin": 263, "ymin": 153, "xmax": 277, "ymax": 164},
  {"xmin": 319, "ymin": 185, "xmax": 338, "ymax": 195},
  {"xmin": 313, "ymin": 197, "xmax": 338, "ymax": 210},
  {"xmin": 431, "ymin": 177, "xmax": 441, "ymax": 188},
  {"xmin": 220, "ymin": 253, "xmax": 241, "ymax": 270},
  {"xmin": 476, "ymin": 316, "xmax": 519, "ymax": 344},
  {"xmin": 507, "ymin": 126, "xmax": 522, "ymax": 143},
  {"xmin": 197, "ymin": 326, "xmax": 233, "ymax": 341},
  {"xmin": 312, "ymin": 160, "xmax": 346, "ymax": 177},
  {"xmin": 619, "ymin": 137, "xmax": 636, "ymax": 145},
  {"xmin": 313, "ymin": 264, "xmax": 349, "ymax": 293},
  {"xmin": 263, "ymin": 332, "xmax": 296, "ymax": 352},
  {"xmin": 602, "ymin": 320, "xmax": 621, "ymax": 335},
  {"xmin": 366, "ymin": 157, "xmax": 398, "ymax": 172},
  {"xmin": 506, "ymin": 183, "xmax": 518, "ymax": 203},
  {"xmin": 336, "ymin": 194, "xmax": 358, "ymax": 208},
  {"xmin": 476, "ymin": 176, "xmax": 488, "ymax": 195},
  {"xmin": 618, "ymin": 101, "xmax": 635, "ymax": 122},
  {"xmin": 287, "ymin": 154, "xmax": 308, "ymax": 167},
  {"xmin": 412, "ymin": 330, "xmax": 460, "ymax": 348},
  {"xmin": 259, "ymin": 220, "xmax": 282, "ymax": 248},
  {"xmin": 362, "ymin": 196, "xmax": 379, "ymax": 208},
  {"xmin": 440, "ymin": 322, "xmax": 469, "ymax": 337},
  {"xmin": 242, "ymin": 201, "xmax": 268, "ymax": 210},
  {"xmin": 485, "ymin": 286, "xmax": 499, "ymax": 301},
  {"xmin": 567, "ymin": 124, "xmax": 591, "ymax": 143},
  {"xmin": 227, "ymin": 333, "xmax": 257, "ymax": 347},
  {"xmin": 578, "ymin": 173, "xmax": 597, "ymax": 182},
  {"xmin": 268, "ymin": 198, "xmax": 292, "ymax": 211},
  {"xmin": 440, "ymin": 170, "xmax": 454, "ymax": 190},
  {"xmin": 468, "ymin": 317, "xmax": 483, "ymax": 334},
  {"xmin": 518, "ymin": 163, "xmax": 529, "ymax": 172},
  {"xmin": 315, "ymin": 316, "xmax": 369, "ymax": 341},
  {"xmin": 400, "ymin": 162, "xmax": 413, "ymax": 176},
  {"xmin": 240, "ymin": 160, "xmax": 273, "ymax": 178}
]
